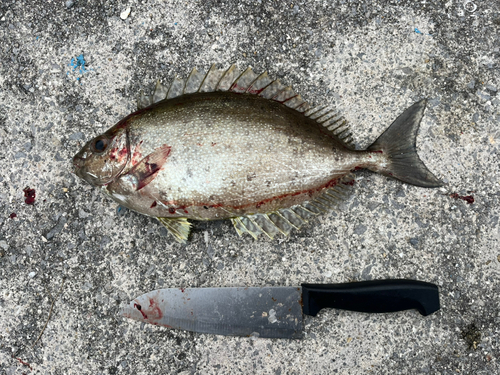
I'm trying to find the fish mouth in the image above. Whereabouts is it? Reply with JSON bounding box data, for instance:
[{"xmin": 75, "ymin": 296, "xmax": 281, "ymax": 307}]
[{"xmin": 72, "ymin": 155, "xmax": 85, "ymax": 171}]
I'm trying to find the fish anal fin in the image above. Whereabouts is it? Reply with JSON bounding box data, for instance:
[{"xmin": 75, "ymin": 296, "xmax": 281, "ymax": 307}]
[
  {"xmin": 158, "ymin": 217, "xmax": 191, "ymax": 243},
  {"xmin": 126, "ymin": 144, "xmax": 171, "ymax": 190},
  {"xmin": 309, "ymin": 173, "xmax": 355, "ymax": 210}
]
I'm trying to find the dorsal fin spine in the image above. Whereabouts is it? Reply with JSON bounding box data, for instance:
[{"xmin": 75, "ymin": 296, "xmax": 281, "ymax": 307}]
[
  {"xmin": 229, "ymin": 67, "xmax": 249, "ymax": 91},
  {"xmin": 282, "ymin": 94, "xmax": 299, "ymax": 104},
  {"xmin": 165, "ymin": 78, "xmax": 174, "ymax": 99},
  {"xmin": 198, "ymin": 64, "xmax": 214, "ymax": 92},
  {"xmin": 272, "ymin": 85, "xmax": 291, "ymax": 101},
  {"xmin": 245, "ymin": 71, "xmax": 267, "ymax": 94}
]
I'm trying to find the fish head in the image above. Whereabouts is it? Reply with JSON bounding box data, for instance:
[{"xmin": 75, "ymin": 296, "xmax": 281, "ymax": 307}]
[{"xmin": 72, "ymin": 125, "xmax": 129, "ymax": 187}]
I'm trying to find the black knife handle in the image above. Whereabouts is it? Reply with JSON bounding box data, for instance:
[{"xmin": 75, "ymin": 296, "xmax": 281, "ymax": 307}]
[{"xmin": 301, "ymin": 279, "xmax": 439, "ymax": 317}]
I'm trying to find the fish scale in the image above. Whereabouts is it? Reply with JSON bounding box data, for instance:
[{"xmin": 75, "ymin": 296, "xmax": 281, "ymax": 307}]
[{"xmin": 73, "ymin": 64, "xmax": 443, "ymax": 243}]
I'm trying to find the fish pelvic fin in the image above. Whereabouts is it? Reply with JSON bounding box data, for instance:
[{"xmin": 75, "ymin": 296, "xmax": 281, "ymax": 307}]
[
  {"xmin": 157, "ymin": 217, "xmax": 191, "ymax": 243},
  {"xmin": 367, "ymin": 99, "xmax": 443, "ymax": 188}
]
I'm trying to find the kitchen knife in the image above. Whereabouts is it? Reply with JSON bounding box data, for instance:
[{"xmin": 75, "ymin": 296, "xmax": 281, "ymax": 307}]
[{"xmin": 120, "ymin": 279, "xmax": 439, "ymax": 339}]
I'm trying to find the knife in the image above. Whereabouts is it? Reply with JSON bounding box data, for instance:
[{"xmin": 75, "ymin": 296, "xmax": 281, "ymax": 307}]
[{"xmin": 120, "ymin": 279, "xmax": 439, "ymax": 339}]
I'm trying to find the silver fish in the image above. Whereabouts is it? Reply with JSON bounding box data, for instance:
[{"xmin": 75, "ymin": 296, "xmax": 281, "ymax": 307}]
[{"xmin": 72, "ymin": 65, "xmax": 442, "ymax": 243}]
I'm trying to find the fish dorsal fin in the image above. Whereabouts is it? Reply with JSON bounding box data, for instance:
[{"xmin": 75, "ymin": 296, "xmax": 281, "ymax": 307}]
[
  {"xmin": 138, "ymin": 65, "xmax": 354, "ymax": 148},
  {"xmin": 230, "ymin": 174, "xmax": 356, "ymax": 239},
  {"xmin": 157, "ymin": 217, "xmax": 191, "ymax": 244},
  {"xmin": 184, "ymin": 67, "xmax": 205, "ymax": 94}
]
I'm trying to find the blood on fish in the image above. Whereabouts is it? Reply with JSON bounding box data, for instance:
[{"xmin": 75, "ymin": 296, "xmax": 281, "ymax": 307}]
[
  {"xmin": 118, "ymin": 147, "xmax": 128, "ymax": 159},
  {"xmin": 148, "ymin": 297, "xmax": 163, "ymax": 319},
  {"xmin": 230, "ymin": 83, "xmax": 245, "ymax": 92},
  {"xmin": 282, "ymin": 94, "xmax": 299, "ymax": 103},
  {"xmin": 169, "ymin": 179, "xmax": 340, "ymax": 212},
  {"xmin": 134, "ymin": 303, "xmax": 148, "ymax": 319},
  {"xmin": 23, "ymin": 187, "xmax": 36, "ymax": 205},
  {"xmin": 247, "ymin": 87, "xmax": 265, "ymax": 95},
  {"xmin": 131, "ymin": 141, "xmax": 144, "ymax": 165},
  {"xmin": 150, "ymin": 201, "xmax": 157, "ymax": 208},
  {"xmin": 342, "ymin": 179, "xmax": 355, "ymax": 186}
]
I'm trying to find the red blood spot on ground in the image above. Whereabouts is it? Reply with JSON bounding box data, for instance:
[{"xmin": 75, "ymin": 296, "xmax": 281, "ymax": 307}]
[
  {"xmin": 11, "ymin": 356, "xmax": 32, "ymax": 370},
  {"xmin": 23, "ymin": 187, "xmax": 36, "ymax": 205},
  {"xmin": 450, "ymin": 193, "xmax": 474, "ymax": 204},
  {"xmin": 9, "ymin": 213, "xmax": 17, "ymax": 219},
  {"xmin": 150, "ymin": 201, "xmax": 157, "ymax": 208}
]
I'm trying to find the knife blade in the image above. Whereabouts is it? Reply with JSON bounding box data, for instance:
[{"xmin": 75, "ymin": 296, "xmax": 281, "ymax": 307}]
[{"xmin": 120, "ymin": 279, "xmax": 439, "ymax": 339}]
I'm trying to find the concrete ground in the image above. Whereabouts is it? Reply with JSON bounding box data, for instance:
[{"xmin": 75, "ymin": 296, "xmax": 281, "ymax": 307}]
[{"xmin": 1, "ymin": 0, "xmax": 499, "ymax": 374}]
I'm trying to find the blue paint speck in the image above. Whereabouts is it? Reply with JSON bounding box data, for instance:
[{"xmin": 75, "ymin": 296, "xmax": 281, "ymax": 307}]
[
  {"xmin": 69, "ymin": 54, "xmax": 88, "ymax": 73},
  {"xmin": 414, "ymin": 28, "xmax": 423, "ymax": 34},
  {"xmin": 67, "ymin": 54, "xmax": 93, "ymax": 84},
  {"xmin": 174, "ymin": 22, "xmax": 177, "ymax": 25}
]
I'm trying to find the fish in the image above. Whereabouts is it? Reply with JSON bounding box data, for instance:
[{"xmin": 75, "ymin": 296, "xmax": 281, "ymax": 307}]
[{"xmin": 72, "ymin": 65, "xmax": 443, "ymax": 243}]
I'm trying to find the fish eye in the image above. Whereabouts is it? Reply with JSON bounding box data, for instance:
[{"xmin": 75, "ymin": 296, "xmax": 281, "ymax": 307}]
[{"xmin": 91, "ymin": 136, "xmax": 109, "ymax": 153}]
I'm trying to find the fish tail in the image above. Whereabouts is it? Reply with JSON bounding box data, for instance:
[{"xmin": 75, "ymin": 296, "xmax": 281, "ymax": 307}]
[{"xmin": 366, "ymin": 99, "xmax": 443, "ymax": 188}]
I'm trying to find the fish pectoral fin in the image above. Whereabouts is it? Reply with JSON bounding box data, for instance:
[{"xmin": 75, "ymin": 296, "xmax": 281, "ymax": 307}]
[
  {"xmin": 126, "ymin": 145, "xmax": 172, "ymax": 191},
  {"xmin": 157, "ymin": 217, "xmax": 191, "ymax": 244}
]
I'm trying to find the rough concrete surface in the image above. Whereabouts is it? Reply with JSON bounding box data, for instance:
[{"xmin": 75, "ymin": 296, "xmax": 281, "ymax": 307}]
[{"xmin": 0, "ymin": 0, "xmax": 499, "ymax": 374}]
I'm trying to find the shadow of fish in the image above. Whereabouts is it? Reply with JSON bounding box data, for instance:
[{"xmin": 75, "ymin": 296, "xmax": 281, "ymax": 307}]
[{"xmin": 72, "ymin": 65, "xmax": 442, "ymax": 243}]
